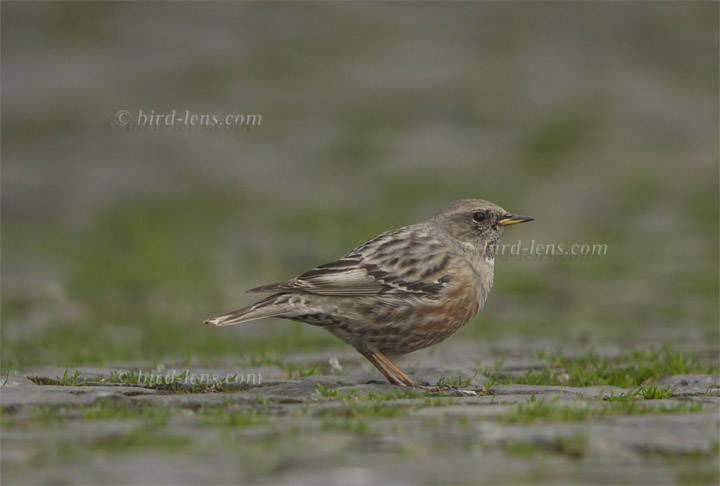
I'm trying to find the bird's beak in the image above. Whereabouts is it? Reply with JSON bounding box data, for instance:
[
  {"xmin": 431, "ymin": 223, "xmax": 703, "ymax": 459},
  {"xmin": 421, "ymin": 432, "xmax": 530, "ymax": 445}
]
[{"xmin": 498, "ymin": 213, "xmax": 534, "ymax": 226}]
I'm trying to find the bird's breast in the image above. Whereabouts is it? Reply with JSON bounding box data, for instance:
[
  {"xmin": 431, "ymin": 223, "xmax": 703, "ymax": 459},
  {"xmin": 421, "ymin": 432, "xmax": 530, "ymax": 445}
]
[{"xmin": 465, "ymin": 255, "xmax": 494, "ymax": 308}]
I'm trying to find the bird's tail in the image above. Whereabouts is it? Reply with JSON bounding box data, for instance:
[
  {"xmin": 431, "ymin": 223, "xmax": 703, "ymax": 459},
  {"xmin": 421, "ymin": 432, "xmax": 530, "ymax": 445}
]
[{"xmin": 204, "ymin": 295, "xmax": 287, "ymax": 327}]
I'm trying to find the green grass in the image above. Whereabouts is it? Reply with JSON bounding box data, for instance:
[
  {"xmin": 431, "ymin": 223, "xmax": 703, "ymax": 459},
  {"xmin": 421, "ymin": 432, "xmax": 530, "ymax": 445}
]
[
  {"xmin": 501, "ymin": 440, "xmax": 538, "ymax": 456},
  {"xmin": 81, "ymin": 399, "xmax": 173, "ymax": 423},
  {"xmin": 605, "ymin": 384, "xmax": 677, "ymax": 401},
  {"xmin": 316, "ymin": 383, "xmax": 428, "ymax": 401},
  {"xmin": 484, "ymin": 345, "xmax": 719, "ymax": 388},
  {"xmin": 319, "ymin": 416, "xmax": 372, "ymax": 435},
  {"xmin": 151, "ymin": 381, "xmax": 247, "ymax": 394},
  {"xmin": 676, "ymin": 470, "xmax": 720, "ymax": 486},
  {"xmin": 320, "ymin": 402, "xmax": 409, "ymax": 418},
  {"xmin": 315, "ymin": 384, "xmax": 359, "ymax": 399},
  {"xmin": 314, "ymin": 383, "xmax": 456, "ymax": 418},
  {"xmin": 16, "ymin": 423, "xmax": 192, "ymax": 460},
  {"xmin": 1, "ymin": 405, "xmax": 70, "ymax": 427},
  {"xmin": 501, "ymin": 432, "xmax": 588, "ymax": 458},
  {"xmin": 418, "ymin": 396, "xmax": 457, "ymax": 407},
  {"xmin": 500, "ymin": 395, "xmax": 705, "ymax": 424},
  {"xmin": 89, "ymin": 426, "xmax": 189, "ymax": 453},
  {"xmin": 0, "ymin": 194, "xmax": 348, "ymax": 369},
  {"xmin": 437, "ymin": 374, "xmax": 475, "ymax": 388},
  {"xmin": 3, "ymin": 400, "xmax": 176, "ymax": 427},
  {"xmin": 196, "ymin": 406, "xmax": 269, "ymax": 427},
  {"xmin": 239, "ymin": 354, "xmax": 329, "ymax": 379},
  {"xmin": 27, "ymin": 368, "xmax": 85, "ymax": 386},
  {"xmin": 551, "ymin": 432, "xmax": 589, "ymax": 458},
  {"xmin": 1, "ymin": 319, "xmax": 343, "ymax": 370}
]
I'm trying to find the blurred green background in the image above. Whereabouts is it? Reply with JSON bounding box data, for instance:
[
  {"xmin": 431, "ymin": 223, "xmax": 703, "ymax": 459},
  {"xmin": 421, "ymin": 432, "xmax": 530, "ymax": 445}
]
[{"xmin": 2, "ymin": 2, "xmax": 718, "ymax": 369}]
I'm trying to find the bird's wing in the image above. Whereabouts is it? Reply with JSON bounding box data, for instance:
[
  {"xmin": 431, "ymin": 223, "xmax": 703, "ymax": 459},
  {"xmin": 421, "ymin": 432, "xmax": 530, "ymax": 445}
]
[{"xmin": 247, "ymin": 226, "xmax": 455, "ymax": 297}]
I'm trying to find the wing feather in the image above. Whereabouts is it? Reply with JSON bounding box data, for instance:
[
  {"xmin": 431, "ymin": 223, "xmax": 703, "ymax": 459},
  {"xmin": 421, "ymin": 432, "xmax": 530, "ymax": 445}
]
[{"xmin": 247, "ymin": 225, "xmax": 455, "ymax": 297}]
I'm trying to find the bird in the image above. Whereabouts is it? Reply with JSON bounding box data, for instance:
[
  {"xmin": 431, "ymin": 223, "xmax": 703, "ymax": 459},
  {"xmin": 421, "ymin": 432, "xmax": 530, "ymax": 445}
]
[{"xmin": 205, "ymin": 199, "xmax": 533, "ymax": 389}]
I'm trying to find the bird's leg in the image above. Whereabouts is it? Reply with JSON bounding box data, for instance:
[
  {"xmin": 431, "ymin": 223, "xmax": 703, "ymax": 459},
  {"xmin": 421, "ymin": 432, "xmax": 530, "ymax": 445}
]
[
  {"xmin": 372, "ymin": 351, "xmax": 417, "ymax": 386},
  {"xmin": 359, "ymin": 351, "xmax": 405, "ymax": 386},
  {"xmin": 360, "ymin": 350, "xmax": 442, "ymax": 392},
  {"xmin": 373, "ymin": 351, "xmax": 441, "ymax": 392}
]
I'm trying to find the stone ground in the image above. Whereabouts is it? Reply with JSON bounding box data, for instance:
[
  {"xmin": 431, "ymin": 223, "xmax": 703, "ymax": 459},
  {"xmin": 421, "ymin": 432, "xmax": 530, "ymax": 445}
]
[{"xmin": 1, "ymin": 343, "xmax": 719, "ymax": 485}]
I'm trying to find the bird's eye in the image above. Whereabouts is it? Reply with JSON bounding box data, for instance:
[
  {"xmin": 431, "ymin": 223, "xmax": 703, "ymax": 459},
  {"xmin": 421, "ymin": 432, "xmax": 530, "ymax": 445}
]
[{"xmin": 472, "ymin": 211, "xmax": 486, "ymax": 223}]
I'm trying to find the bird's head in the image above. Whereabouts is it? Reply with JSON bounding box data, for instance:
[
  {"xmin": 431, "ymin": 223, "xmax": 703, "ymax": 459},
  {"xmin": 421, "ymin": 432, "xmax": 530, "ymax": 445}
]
[{"xmin": 432, "ymin": 199, "xmax": 533, "ymax": 255}]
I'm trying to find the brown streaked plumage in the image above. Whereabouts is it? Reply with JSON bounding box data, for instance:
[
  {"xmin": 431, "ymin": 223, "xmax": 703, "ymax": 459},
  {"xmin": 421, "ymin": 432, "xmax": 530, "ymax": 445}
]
[{"xmin": 205, "ymin": 199, "xmax": 533, "ymax": 390}]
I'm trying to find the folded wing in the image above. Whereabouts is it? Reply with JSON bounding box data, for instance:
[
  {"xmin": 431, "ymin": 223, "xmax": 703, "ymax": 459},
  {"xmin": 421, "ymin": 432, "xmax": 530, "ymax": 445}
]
[{"xmin": 247, "ymin": 227, "xmax": 453, "ymax": 298}]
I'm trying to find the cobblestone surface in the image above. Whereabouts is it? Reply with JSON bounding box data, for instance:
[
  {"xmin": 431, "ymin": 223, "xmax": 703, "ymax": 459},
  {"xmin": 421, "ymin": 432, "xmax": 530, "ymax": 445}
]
[{"xmin": 2, "ymin": 346, "xmax": 718, "ymax": 485}]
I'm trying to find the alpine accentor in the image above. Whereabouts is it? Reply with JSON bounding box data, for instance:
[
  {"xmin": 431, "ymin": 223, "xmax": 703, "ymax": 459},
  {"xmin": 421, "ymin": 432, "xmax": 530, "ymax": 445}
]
[{"xmin": 205, "ymin": 199, "xmax": 533, "ymax": 389}]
